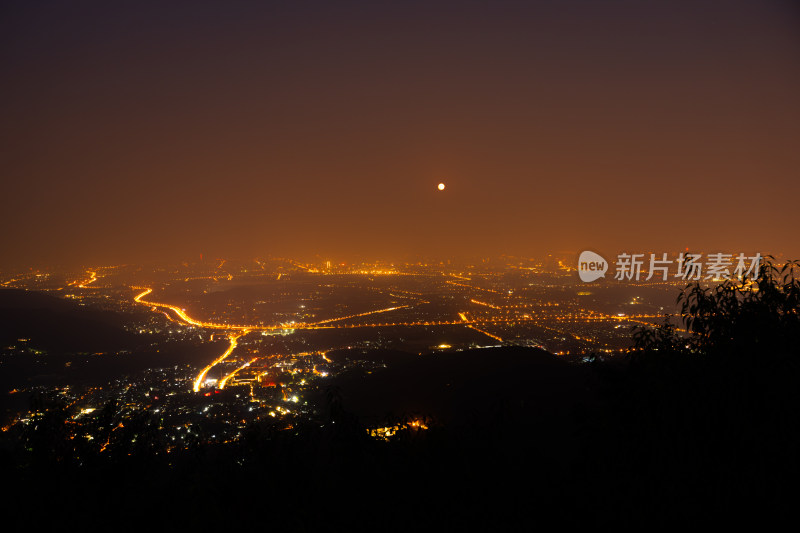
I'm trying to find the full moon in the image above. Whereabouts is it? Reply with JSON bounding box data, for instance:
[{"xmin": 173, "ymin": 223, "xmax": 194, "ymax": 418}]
[{"xmin": 437, "ymin": 183, "xmax": 445, "ymax": 191}]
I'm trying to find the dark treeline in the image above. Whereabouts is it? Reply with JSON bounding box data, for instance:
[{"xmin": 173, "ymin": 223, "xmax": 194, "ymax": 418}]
[{"xmin": 2, "ymin": 261, "xmax": 799, "ymax": 530}]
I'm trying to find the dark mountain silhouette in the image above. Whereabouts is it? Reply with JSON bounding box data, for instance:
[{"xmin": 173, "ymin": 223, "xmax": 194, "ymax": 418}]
[
  {"xmin": 325, "ymin": 346, "xmax": 594, "ymax": 426},
  {"xmin": 0, "ymin": 288, "xmax": 140, "ymax": 353},
  {"xmin": 324, "ymin": 347, "xmax": 419, "ymax": 365},
  {"xmin": 0, "ymin": 289, "xmax": 224, "ymax": 393}
]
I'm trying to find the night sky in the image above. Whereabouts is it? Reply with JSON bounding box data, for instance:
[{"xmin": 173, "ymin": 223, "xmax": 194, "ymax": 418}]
[{"xmin": 2, "ymin": 0, "xmax": 798, "ymax": 268}]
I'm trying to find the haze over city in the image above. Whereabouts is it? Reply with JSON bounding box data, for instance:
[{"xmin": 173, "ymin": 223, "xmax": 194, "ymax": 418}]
[{"xmin": 2, "ymin": 0, "xmax": 798, "ymax": 268}]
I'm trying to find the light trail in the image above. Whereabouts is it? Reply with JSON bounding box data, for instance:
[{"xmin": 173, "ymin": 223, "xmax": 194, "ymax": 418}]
[
  {"xmin": 467, "ymin": 324, "xmax": 503, "ymax": 342},
  {"xmin": 218, "ymin": 357, "xmax": 259, "ymax": 389},
  {"xmin": 291, "ymin": 315, "xmax": 664, "ymax": 330},
  {"xmin": 135, "ymin": 288, "xmax": 663, "ymax": 332},
  {"xmin": 77, "ymin": 270, "xmax": 98, "ymax": 288},
  {"xmin": 308, "ymin": 305, "xmax": 411, "ymax": 326},
  {"xmin": 132, "ymin": 287, "xmax": 664, "ymax": 358},
  {"xmin": 135, "ymin": 288, "xmax": 414, "ymax": 331},
  {"xmin": 68, "ymin": 270, "xmax": 98, "ymax": 288},
  {"xmin": 470, "ymin": 299, "xmax": 501, "ymax": 310},
  {"xmin": 99, "ymin": 422, "xmax": 124, "ymax": 453},
  {"xmin": 285, "ymin": 259, "xmax": 318, "ymax": 273},
  {"xmin": 446, "ymin": 280, "xmax": 503, "ymax": 294},
  {"xmin": 193, "ymin": 332, "xmax": 246, "ymax": 392},
  {"xmin": 134, "ymin": 288, "xmax": 255, "ymax": 330},
  {"xmin": 387, "ymin": 292, "xmax": 427, "ymax": 303}
]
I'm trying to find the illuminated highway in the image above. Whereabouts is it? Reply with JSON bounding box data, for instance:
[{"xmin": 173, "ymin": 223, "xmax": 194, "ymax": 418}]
[
  {"xmin": 467, "ymin": 324, "xmax": 504, "ymax": 342},
  {"xmin": 130, "ymin": 280, "xmax": 668, "ymax": 392},
  {"xmin": 308, "ymin": 305, "xmax": 411, "ymax": 326},
  {"xmin": 77, "ymin": 270, "xmax": 98, "ymax": 288},
  {"xmin": 134, "ymin": 287, "xmax": 662, "ymax": 333},
  {"xmin": 193, "ymin": 332, "xmax": 246, "ymax": 392},
  {"xmin": 219, "ymin": 357, "xmax": 259, "ymax": 389},
  {"xmin": 68, "ymin": 270, "xmax": 99, "ymax": 288},
  {"xmin": 134, "ymin": 288, "xmax": 255, "ymax": 330}
]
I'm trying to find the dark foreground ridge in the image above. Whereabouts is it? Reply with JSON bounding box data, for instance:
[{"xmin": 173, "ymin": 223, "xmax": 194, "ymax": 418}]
[
  {"xmin": 324, "ymin": 346, "xmax": 595, "ymax": 426},
  {"xmin": 3, "ymin": 345, "xmax": 798, "ymax": 530}
]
